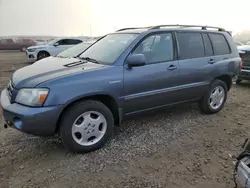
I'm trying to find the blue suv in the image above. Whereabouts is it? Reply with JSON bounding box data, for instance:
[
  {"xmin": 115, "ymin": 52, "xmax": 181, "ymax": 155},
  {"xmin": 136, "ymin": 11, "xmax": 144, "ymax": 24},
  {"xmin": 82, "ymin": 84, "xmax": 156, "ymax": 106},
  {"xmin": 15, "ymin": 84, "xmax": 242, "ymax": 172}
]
[{"xmin": 0, "ymin": 25, "xmax": 241, "ymax": 153}]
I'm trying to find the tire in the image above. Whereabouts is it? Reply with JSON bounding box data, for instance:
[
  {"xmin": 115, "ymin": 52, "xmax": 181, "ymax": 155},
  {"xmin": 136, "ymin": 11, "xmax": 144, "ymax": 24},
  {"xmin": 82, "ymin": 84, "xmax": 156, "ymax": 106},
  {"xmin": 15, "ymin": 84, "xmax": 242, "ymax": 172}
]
[
  {"xmin": 199, "ymin": 79, "xmax": 228, "ymax": 114},
  {"xmin": 232, "ymin": 76, "xmax": 238, "ymax": 83},
  {"xmin": 37, "ymin": 51, "xmax": 50, "ymax": 60},
  {"xmin": 59, "ymin": 100, "xmax": 114, "ymax": 153},
  {"xmin": 236, "ymin": 79, "xmax": 242, "ymax": 84},
  {"xmin": 20, "ymin": 46, "xmax": 27, "ymax": 52},
  {"xmin": 233, "ymin": 76, "xmax": 242, "ymax": 84}
]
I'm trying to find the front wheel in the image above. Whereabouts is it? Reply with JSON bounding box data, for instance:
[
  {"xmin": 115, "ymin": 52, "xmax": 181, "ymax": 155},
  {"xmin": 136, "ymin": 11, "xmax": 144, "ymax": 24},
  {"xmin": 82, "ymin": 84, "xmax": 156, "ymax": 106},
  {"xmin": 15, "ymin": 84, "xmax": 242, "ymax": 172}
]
[
  {"xmin": 59, "ymin": 100, "xmax": 114, "ymax": 153},
  {"xmin": 199, "ymin": 79, "xmax": 228, "ymax": 114},
  {"xmin": 37, "ymin": 51, "xmax": 50, "ymax": 60},
  {"xmin": 20, "ymin": 46, "xmax": 27, "ymax": 52}
]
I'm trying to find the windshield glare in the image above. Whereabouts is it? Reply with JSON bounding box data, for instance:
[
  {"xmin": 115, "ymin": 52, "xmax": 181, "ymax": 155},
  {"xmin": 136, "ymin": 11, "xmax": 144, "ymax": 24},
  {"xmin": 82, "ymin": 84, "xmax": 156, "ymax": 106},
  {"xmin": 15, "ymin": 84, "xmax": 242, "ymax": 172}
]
[
  {"xmin": 47, "ymin": 38, "xmax": 59, "ymax": 45},
  {"xmin": 79, "ymin": 34, "xmax": 139, "ymax": 64},
  {"xmin": 57, "ymin": 42, "xmax": 92, "ymax": 58}
]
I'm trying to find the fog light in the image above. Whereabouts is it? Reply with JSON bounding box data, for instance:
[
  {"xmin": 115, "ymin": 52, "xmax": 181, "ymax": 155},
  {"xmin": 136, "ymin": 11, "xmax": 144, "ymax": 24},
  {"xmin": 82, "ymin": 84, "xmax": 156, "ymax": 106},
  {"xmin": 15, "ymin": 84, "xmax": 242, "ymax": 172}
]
[{"xmin": 13, "ymin": 117, "xmax": 22, "ymax": 129}]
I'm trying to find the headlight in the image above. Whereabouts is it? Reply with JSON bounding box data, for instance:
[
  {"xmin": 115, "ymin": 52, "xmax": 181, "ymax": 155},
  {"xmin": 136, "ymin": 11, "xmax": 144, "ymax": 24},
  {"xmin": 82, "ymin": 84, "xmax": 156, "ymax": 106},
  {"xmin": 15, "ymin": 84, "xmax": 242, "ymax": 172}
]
[
  {"xmin": 15, "ymin": 88, "xmax": 49, "ymax": 106},
  {"xmin": 27, "ymin": 48, "xmax": 36, "ymax": 52}
]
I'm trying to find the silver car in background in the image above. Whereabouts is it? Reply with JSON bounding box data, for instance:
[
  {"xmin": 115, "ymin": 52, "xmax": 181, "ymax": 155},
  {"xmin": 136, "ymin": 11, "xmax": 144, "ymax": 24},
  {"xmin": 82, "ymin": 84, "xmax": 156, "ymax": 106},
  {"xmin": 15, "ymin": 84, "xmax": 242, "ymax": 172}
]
[{"xmin": 56, "ymin": 41, "xmax": 95, "ymax": 58}]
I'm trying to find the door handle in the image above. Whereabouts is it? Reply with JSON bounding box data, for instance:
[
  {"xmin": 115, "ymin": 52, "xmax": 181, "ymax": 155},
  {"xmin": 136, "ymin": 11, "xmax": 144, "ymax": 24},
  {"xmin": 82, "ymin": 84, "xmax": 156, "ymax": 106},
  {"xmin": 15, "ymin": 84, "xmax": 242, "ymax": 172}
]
[
  {"xmin": 208, "ymin": 59, "xmax": 216, "ymax": 64},
  {"xmin": 167, "ymin": 65, "xmax": 177, "ymax": 71}
]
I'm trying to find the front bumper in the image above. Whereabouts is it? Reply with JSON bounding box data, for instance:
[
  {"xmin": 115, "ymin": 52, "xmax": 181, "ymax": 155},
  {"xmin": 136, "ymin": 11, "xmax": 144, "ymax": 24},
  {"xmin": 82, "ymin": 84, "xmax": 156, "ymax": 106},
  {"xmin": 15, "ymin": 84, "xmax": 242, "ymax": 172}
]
[
  {"xmin": 238, "ymin": 69, "xmax": 250, "ymax": 80},
  {"xmin": 26, "ymin": 50, "xmax": 38, "ymax": 59},
  {"xmin": 0, "ymin": 89, "xmax": 63, "ymax": 136}
]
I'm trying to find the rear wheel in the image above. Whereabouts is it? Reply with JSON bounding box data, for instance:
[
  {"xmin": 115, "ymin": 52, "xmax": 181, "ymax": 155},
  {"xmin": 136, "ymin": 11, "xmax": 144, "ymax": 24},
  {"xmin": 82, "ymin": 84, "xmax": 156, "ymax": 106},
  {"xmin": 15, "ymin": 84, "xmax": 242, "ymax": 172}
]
[
  {"xmin": 199, "ymin": 79, "xmax": 228, "ymax": 114},
  {"xmin": 233, "ymin": 76, "xmax": 242, "ymax": 84},
  {"xmin": 20, "ymin": 46, "xmax": 27, "ymax": 52},
  {"xmin": 59, "ymin": 100, "xmax": 114, "ymax": 153},
  {"xmin": 236, "ymin": 79, "xmax": 242, "ymax": 84},
  {"xmin": 37, "ymin": 51, "xmax": 50, "ymax": 60}
]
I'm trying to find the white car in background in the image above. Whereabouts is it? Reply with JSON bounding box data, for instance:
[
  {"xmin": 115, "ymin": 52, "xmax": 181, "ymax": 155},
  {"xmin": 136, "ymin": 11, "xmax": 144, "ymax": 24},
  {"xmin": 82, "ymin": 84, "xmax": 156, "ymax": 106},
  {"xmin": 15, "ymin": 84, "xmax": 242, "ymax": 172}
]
[
  {"xmin": 56, "ymin": 41, "xmax": 95, "ymax": 58},
  {"xmin": 26, "ymin": 37, "xmax": 85, "ymax": 60}
]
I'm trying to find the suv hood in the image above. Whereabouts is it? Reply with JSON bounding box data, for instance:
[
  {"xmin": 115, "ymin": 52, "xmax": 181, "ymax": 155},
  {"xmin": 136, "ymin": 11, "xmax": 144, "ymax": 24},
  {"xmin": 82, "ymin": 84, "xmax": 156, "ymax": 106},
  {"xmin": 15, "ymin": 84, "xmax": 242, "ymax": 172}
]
[{"xmin": 12, "ymin": 56, "xmax": 105, "ymax": 89}]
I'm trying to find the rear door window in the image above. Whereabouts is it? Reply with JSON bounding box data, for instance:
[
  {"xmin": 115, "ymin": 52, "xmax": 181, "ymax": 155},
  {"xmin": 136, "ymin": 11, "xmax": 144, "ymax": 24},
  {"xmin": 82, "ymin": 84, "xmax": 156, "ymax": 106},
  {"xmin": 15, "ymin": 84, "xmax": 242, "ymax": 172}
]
[
  {"xmin": 202, "ymin": 33, "xmax": 213, "ymax": 56},
  {"xmin": 57, "ymin": 39, "xmax": 69, "ymax": 45},
  {"xmin": 208, "ymin": 33, "xmax": 230, "ymax": 55},
  {"xmin": 67, "ymin": 39, "xmax": 82, "ymax": 45},
  {"xmin": 177, "ymin": 32, "xmax": 205, "ymax": 59}
]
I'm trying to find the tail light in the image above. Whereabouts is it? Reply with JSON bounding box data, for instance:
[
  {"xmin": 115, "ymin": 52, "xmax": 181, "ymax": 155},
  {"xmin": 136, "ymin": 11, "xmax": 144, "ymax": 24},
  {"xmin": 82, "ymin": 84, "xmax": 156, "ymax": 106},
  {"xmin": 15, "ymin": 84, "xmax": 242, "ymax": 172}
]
[{"xmin": 240, "ymin": 58, "xmax": 243, "ymax": 72}]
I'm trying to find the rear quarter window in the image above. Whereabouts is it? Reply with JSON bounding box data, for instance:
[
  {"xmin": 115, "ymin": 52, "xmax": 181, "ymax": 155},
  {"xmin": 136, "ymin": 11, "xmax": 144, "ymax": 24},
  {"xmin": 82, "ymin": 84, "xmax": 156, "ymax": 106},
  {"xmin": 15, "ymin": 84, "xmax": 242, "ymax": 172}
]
[
  {"xmin": 208, "ymin": 33, "xmax": 230, "ymax": 55},
  {"xmin": 202, "ymin": 33, "xmax": 213, "ymax": 56}
]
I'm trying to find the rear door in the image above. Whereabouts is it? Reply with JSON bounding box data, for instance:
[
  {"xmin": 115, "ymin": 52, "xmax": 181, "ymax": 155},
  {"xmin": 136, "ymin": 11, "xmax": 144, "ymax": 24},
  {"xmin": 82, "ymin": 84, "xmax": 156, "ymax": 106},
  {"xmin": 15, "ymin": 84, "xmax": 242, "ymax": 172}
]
[
  {"xmin": 123, "ymin": 32, "xmax": 180, "ymax": 114},
  {"xmin": 176, "ymin": 31, "xmax": 214, "ymax": 101},
  {"xmin": 208, "ymin": 33, "xmax": 232, "ymax": 69}
]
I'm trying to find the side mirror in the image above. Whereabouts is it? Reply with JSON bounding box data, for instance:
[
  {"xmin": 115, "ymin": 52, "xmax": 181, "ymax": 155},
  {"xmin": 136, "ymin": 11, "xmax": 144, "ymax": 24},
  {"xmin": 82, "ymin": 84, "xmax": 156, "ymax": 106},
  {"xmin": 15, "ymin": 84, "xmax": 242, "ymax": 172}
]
[
  {"xmin": 126, "ymin": 54, "xmax": 146, "ymax": 67},
  {"xmin": 54, "ymin": 42, "xmax": 59, "ymax": 47}
]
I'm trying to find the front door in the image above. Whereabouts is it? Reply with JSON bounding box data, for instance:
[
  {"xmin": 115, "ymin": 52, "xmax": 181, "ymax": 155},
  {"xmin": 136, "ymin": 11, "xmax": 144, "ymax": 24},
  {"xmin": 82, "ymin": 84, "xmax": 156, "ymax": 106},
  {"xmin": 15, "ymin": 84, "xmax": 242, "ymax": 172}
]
[
  {"xmin": 123, "ymin": 32, "xmax": 180, "ymax": 114},
  {"xmin": 51, "ymin": 39, "xmax": 72, "ymax": 56}
]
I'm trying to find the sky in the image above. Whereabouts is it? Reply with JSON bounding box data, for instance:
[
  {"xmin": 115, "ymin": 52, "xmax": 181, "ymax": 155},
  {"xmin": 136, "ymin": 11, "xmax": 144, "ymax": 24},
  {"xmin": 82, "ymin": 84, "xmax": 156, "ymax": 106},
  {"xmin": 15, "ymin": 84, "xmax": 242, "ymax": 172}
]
[{"xmin": 0, "ymin": 0, "xmax": 250, "ymax": 37}]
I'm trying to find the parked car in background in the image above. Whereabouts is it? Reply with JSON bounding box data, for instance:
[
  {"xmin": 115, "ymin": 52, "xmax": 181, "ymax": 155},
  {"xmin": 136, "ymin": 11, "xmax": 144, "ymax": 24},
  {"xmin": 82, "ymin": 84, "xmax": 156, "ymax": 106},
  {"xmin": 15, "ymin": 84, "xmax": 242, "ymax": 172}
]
[
  {"xmin": 235, "ymin": 45, "xmax": 250, "ymax": 84},
  {"xmin": 0, "ymin": 38, "xmax": 36, "ymax": 51},
  {"xmin": 0, "ymin": 25, "xmax": 241, "ymax": 153},
  {"xmin": 34, "ymin": 39, "xmax": 48, "ymax": 45},
  {"xmin": 234, "ymin": 138, "xmax": 250, "ymax": 188},
  {"xmin": 235, "ymin": 41, "xmax": 244, "ymax": 46},
  {"xmin": 56, "ymin": 41, "xmax": 95, "ymax": 58},
  {"xmin": 26, "ymin": 37, "xmax": 85, "ymax": 60}
]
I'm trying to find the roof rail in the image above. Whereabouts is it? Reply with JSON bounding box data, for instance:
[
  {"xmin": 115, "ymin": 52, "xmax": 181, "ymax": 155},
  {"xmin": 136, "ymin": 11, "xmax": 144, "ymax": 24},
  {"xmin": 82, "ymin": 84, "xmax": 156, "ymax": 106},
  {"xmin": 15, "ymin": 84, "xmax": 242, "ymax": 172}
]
[
  {"xmin": 150, "ymin": 24, "xmax": 226, "ymax": 31},
  {"xmin": 116, "ymin": 27, "xmax": 151, "ymax": 32}
]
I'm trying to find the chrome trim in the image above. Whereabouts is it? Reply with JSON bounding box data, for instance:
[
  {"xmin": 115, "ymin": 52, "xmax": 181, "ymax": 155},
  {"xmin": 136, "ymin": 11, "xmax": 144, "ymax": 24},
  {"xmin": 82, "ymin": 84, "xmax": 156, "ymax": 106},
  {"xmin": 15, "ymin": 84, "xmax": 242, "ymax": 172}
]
[{"xmin": 241, "ymin": 69, "xmax": 250, "ymax": 73}]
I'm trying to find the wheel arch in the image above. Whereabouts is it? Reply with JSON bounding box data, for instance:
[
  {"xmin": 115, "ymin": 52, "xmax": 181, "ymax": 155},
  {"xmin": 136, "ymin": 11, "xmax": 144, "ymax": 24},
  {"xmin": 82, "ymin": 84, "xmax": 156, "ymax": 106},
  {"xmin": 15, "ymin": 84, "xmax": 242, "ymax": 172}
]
[
  {"xmin": 56, "ymin": 94, "xmax": 121, "ymax": 133},
  {"xmin": 37, "ymin": 50, "xmax": 50, "ymax": 57},
  {"xmin": 213, "ymin": 74, "xmax": 232, "ymax": 91}
]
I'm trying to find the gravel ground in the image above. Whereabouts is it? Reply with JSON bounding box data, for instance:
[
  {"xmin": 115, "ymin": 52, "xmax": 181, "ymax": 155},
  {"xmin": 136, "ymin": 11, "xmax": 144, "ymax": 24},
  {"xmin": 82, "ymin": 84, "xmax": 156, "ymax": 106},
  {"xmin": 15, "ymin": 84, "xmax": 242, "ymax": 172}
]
[{"xmin": 0, "ymin": 51, "xmax": 249, "ymax": 188}]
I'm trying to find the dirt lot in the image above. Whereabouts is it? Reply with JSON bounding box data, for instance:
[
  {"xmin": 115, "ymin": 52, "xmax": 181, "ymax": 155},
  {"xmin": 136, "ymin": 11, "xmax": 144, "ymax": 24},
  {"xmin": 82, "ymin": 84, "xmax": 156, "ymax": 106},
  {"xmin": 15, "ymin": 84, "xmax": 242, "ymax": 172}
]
[{"xmin": 0, "ymin": 51, "xmax": 249, "ymax": 188}]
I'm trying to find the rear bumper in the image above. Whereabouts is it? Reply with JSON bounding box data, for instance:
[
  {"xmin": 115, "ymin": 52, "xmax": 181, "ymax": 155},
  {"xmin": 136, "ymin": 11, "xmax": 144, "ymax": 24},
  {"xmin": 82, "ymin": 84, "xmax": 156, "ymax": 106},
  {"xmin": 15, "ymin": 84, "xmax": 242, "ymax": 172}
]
[
  {"xmin": 1, "ymin": 89, "xmax": 63, "ymax": 136},
  {"xmin": 238, "ymin": 69, "xmax": 250, "ymax": 80}
]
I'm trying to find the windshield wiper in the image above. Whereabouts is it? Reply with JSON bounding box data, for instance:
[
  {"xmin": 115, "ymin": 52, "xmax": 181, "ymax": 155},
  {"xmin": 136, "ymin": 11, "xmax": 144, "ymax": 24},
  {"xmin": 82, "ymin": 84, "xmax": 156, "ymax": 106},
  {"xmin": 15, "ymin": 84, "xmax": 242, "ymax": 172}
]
[
  {"xmin": 64, "ymin": 60, "xmax": 87, "ymax": 67},
  {"xmin": 78, "ymin": 57, "xmax": 100, "ymax": 64}
]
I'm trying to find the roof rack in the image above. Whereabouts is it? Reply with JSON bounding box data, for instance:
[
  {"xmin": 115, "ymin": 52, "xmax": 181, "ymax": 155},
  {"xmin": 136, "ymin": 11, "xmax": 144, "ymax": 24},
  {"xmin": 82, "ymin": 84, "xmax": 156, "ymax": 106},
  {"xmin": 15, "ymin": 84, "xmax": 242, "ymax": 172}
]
[
  {"xmin": 116, "ymin": 27, "xmax": 151, "ymax": 32},
  {"xmin": 150, "ymin": 24, "xmax": 226, "ymax": 31},
  {"xmin": 116, "ymin": 25, "xmax": 226, "ymax": 32}
]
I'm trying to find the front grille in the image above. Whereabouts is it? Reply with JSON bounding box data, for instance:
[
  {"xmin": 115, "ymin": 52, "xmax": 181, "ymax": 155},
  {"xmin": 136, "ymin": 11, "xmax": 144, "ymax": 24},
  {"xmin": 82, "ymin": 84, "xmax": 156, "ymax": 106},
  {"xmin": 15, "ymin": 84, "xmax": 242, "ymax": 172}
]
[
  {"xmin": 7, "ymin": 80, "xmax": 14, "ymax": 99},
  {"xmin": 240, "ymin": 52, "xmax": 250, "ymax": 68}
]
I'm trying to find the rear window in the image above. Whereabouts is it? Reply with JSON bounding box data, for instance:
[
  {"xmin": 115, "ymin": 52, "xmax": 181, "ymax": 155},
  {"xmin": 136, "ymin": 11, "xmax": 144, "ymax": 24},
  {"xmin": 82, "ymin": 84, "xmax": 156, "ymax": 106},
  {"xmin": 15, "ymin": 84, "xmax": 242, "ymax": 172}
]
[
  {"xmin": 208, "ymin": 33, "xmax": 230, "ymax": 55},
  {"xmin": 177, "ymin": 32, "xmax": 205, "ymax": 59}
]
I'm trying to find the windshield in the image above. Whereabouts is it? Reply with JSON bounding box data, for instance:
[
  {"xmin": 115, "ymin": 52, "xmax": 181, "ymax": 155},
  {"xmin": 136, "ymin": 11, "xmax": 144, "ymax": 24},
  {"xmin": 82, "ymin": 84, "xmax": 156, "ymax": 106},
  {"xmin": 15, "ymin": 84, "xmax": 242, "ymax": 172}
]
[
  {"xmin": 57, "ymin": 42, "xmax": 92, "ymax": 58},
  {"xmin": 47, "ymin": 38, "xmax": 59, "ymax": 45},
  {"xmin": 79, "ymin": 34, "xmax": 139, "ymax": 64}
]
